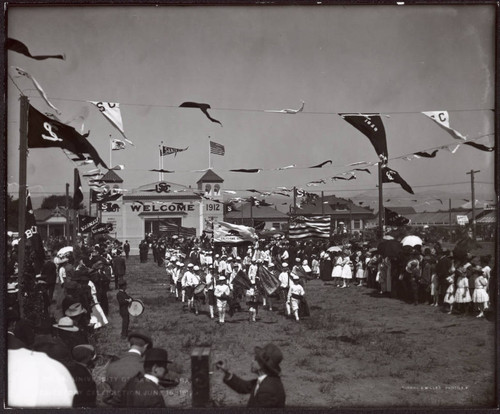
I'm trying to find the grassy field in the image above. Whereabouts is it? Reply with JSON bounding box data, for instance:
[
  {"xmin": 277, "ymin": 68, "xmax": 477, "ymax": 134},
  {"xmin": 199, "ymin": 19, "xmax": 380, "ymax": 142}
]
[{"xmin": 93, "ymin": 255, "xmax": 496, "ymax": 408}]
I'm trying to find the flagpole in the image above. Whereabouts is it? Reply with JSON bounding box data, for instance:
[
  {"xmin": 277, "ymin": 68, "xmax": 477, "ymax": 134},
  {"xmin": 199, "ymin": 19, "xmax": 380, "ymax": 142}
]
[
  {"xmin": 109, "ymin": 135, "xmax": 112, "ymax": 168},
  {"xmin": 208, "ymin": 136, "xmax": 211, "ymax": 170},
  {"xmin": 160, "ymin": 141, "xmax": 164, "ymax": 182},
  {"xmin": 158, "ymin": 142, "xmax": 161, "ymax": 181},
  {"xmin": 18, "ymin": 95, "xmax": 29, "ymax": 318}
]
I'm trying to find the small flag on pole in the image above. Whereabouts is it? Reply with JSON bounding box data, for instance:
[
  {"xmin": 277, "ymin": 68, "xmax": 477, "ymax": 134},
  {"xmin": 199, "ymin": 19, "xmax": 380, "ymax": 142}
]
[
  {"xmin": 210, "ymin": 141, "xmax": 225, "ymax": 156},
  {"xmin": 111, "ymin": 139, "xmax": 126, "ymax": 151},
  {"xmin": 160, "ymin": 145, "xmax": 189, "ymax": 157}
]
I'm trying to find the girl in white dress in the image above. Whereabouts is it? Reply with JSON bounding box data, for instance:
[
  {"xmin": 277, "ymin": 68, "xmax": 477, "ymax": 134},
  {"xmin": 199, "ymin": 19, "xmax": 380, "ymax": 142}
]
[
  {"xmin": 472, "ymin": 269, "xmax": 489, "ymax": 318},
  {"xmin": 443, "ymin": 274, "xmax": 455, "ymax": 314},
  {"xmin": 454, "ymin": 266, "xmax": 471, "ymax": 314},
  {"xmin": 354, "ymin": 251, "xmax": 365, "ymax": 286},
  {"xmin": 331, "ymin": 252, "xmax": 343, "ymax": 286},
  {"xmin": 340, "ymin": 251, "xmax": 352, "ymax": 288}
]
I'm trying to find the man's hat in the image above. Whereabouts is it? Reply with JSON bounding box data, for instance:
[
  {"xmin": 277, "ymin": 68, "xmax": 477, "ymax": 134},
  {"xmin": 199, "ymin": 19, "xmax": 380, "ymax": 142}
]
[
  {"xmin": 145, "ymin": 348, "xmax": 172, "ymax": 364},
  {"xmin": 193, "ymin": 265, "xmax": 200, "ymax": 271},
  {"xmin": 227, "ymin": 257, "xmax": 233, "ymax": 261},
  {"xmin": 296, "ymin": 258, "xmax": 301, "ymax": 262},
  {"xmin": 282, "ymin": 263, "xmax": 288, "ymax": 268},
  {"xmin": 128, "ymin": 330, "xmax": 153, "ymax": 347},
  {"xmin": 218, "ymin": 276, "xmax": 226, "ymax": 282},
  {"xmin": 187, "ymin": 263, "xmax": 194, "ymax": 268},
  {"xmin": 65, "ymin": 302, "xmax": 87, "ymax": 317},
  {"xmin": 72, "ymin": 344, "xmax": 97, "ymax": 362},
  {"xmin": 177, "ymin": 262, "xmax": 184, "ymax": 267},
  {"xmin": 255, "ymin": 343, "xmax": 283, "ymax": 376},
  {"xmin": 53, "ymin": 316, "xmax": 79, "ymax": 332},
  {"xmin": 119, "ymin": 280, "xmax": 127, "ymax": 288}
]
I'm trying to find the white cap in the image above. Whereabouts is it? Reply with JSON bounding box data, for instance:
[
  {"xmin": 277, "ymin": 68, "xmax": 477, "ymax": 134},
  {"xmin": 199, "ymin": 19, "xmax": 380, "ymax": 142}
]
[
  {"xmin": 187, "ymin": 263, "xmax": 194, "ymax": 268},
  {"xmin": 193, "ymin": 265, "xmax": 200, "ymax": 271},
  {"xmin": 282, "ymin": 263, "xmax": 288, "ymax": 268}
]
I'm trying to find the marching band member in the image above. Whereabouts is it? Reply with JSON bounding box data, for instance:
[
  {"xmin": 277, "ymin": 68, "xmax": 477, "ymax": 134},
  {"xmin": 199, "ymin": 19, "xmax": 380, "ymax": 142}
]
[
  {"xmin": 214, "ymin": 276, "xmax": 231, "ymax": 324},
  {"xmin": 287, "ymin": 273, "xmax": 305, "ymax": 322}
]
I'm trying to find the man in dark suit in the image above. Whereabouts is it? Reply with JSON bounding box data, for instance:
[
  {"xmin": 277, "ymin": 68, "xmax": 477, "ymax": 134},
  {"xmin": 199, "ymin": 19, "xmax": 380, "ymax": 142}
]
[
  {"xmin": 112, "ymin": 250, "xmax": 127, "ymax": 290},
  {"xmin": 218, "ymin": 343, "xmax": 286, "ymax": 408},
  {"xmin": 120, "ymin": 347, "xmax": 172, "ymax": 407},
  {"xmin": 123, "ymin": 240, "xmax": 130, "ymax": 259},
  {"xmin": 104, "ymin": 331, "xmax": 152, "ymax": 406},
  {"xmin": 116, "ymin": 281, "xmax": 132, "ymax": 338}
]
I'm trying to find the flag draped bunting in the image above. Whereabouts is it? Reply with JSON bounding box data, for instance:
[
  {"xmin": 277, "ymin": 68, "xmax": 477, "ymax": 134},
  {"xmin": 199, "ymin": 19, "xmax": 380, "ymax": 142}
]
[{"xmin": 289, "ymin": 216, "xmax": 331, "ymax": 239}]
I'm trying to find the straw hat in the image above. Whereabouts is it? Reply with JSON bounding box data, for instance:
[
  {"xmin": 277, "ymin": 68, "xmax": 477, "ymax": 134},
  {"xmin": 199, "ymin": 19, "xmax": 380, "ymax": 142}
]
[
  {"xmin": 65, "ymin": 303, "xmax": 87, "ymax": 317},
  {"xmin": 53, "ymin": 317, "xmax": 79, "ymax": 332}
]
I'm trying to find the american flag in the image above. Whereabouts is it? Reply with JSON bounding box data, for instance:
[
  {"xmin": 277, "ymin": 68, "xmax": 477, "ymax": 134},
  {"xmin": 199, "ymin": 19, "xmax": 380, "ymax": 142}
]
[
  {"xmin": 289, "ymin": 216, "xmax": 331, "ymax": 239},
  {"xmin": 210, "ymin": 141, "xmax": 225, "ymax": 156}
]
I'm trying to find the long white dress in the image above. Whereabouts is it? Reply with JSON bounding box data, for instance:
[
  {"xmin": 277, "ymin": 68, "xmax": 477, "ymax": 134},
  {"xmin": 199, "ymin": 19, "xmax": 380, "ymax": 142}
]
[
  {"xmin": 331, "ymin": 257, "xmax": 343, "ymax": 278},
  {"xmin": 88, "ymin": 280, "xmax": 108, "ymax": 329},
  {"xmin": 341, "ymin": 256, "xmax": 352, "ymax": 280}
]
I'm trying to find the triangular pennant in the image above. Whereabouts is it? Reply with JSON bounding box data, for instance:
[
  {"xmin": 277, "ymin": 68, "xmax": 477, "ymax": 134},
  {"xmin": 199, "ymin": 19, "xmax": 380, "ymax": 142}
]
[
  {"xmin": 12, "ymin": 67, "xmax": 61, "ymax": 114},
  {"xmin": 7, "ymin": 38, "xmax": 65, "ymax": 60},
  {"xmin": 422, "ymin": 111, "xmax": 467, "ymax": 140},
  {"xmin": 463, "ymin": 141, "xmax": 494, "ymax": 152},
  {"xmin": 89, "ymin": 101, "xmax": 134, "ymax": 145},
  {"xmin": 339, "ymin": 113, "xmax": 388, "ymax": 161},
  {"xmin": 381, "ymin": 166, "xmax": 414, "ymax": 194},
  {"xmin": 73, "ymin": 170, "xmax": 84, "ymax": 210}
]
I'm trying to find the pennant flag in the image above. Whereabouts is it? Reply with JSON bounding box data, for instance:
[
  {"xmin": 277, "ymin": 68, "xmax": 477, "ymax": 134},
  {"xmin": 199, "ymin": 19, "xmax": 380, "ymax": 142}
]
[
  {"xmin": 289, "ymin": 216, "xmax": 331, "ymax": 239},
  {"xmin": 435, "ymin": 198, "xmax": 443, "ymax": 205},
  {"xmin": 349, "ymin": 161, "xmax": 369, "ymax": 166},
  {"xmin": 339, "ymin": 113, "xmax": 388, "ymax": 161},
  {"xmin": 7, "ymin": 38, "xmax": 65, "ymax": 60},
  {"xmin": 463, "ymin": 141, "xmax": 494, "ymax": 152},
  {"xmin": 230, "ymin": 169, "xmax": 261, "ymax": 173},
  {"xmin": 149, "ymin": 169, "xmax": 174, "ymax": 173},
  {"xmin": 28, "ymin": 104, "xmax": 108, "ymax": 168},
  {"xmin": 385, "ymin": 208, "xmax": 410, "ymax": 226},
  {"xmin": 223, "ymin": 190, "xmax": 237, "ymax": 195},
  {"xmin": 210, "ymin": 141, "xmax": 225, "ymax": 156},
  {"xmin": 180, "ymin": 101, "xmax": 222, "ymax": 126},
  {"xmin": 414, "ymin": 149, "xmax": 438, "ymax": 158},
  {"xmin": 12, "ymin": 67, "xmax": 61, "ymax": 114},
  {"xmin": 90, "ymin": 189, "xmax": 122, "ymax": 204},
  {"xmin": 246, "ymin": 189, "xmax": 264, "ymax": 194},
  {"xmin": 276, "ymin": 165, "xmax": 296, "ymax": 170},
  {"xmin": 264, "ymin": 101, "xmax": 305, "ymax": 114},
  {"xmin": 25, "ymin": 191, "xmax": 45, "ymax": 272},
  {"xmin": 272, "ymin": 191, "xmax": 291, "ymax": 197},
  {"xmin": 79, "ymin": 215, "xmax": 99, "ymax": 233},
  {"xmin": 232, "ymin": 270, "xmax": 253, "ymax": 291},
  {"xmin": 307, "ymin": 179, "xmax": 326, "ymax": 186},
  {"xmin": 352, "ymin": 168, "xmax": 371, "ymax": 174},
  {"xmin": 89, "ymin": 101, "xmax": 134, "ymax": 145},
  {"xmin": 257, "ymin": 266, "xmax": 280, "ymax": 295},
  {"xmin": 422, "ymin": 111, "xmax": 466, "ymax": 140},
  {"xmin": 73, "ymin": 170, "xmax": 84, "ymax": 210},
  {"xmin": 160, "ymin": 145, "xmax": 189, "ymax": 157},
  {"xmin": 214, "ymin": 221, "xmax": 258, "ymax": 243},
  {"xmin": 308, "ymin": 160, "xmax": 332, "ymax": 168},
  {"xmin": 276, "ymin": 186, "xmax": 293, "ymax": 192},
  {"xmin": 65, "ymin": 106, "xmax": 90, "ymax": 133},
  {"xmin": 224, "ymin": 202, "xmax": 240, "ymax": 214},
  {"xmin": 91, "ymin": 222, "xmax": 113, "ymax": 235},
  {"xmin": 332, "ymin": 175, "xmax": 356, "ymax": 181},
  {"xmin": 112, "ymin": 139, "xmax": 126, "ymax": 151},
  {"xmin": 381, "ymin": 166, "xmax": 414, "ymax": 194}
]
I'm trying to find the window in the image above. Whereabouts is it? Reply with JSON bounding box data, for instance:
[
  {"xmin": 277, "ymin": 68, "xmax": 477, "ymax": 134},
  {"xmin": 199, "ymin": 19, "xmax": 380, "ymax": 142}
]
[{"xmin": 352, "ymin": 219, "xmax": 361, "ymax": 230}]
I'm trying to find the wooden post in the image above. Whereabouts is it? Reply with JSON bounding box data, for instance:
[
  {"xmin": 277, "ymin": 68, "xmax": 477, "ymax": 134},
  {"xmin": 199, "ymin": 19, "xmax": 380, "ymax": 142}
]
[
  {"xmin": 17, "ymin": 95, "xmax": 29, "ymax": 317},
  {"xmin": 73, "ymin": 168, "xmax": 79, "ymax": 247},
  {"xmin": 65, "ymin": 183, "xmax": 70, "ymax": 243},
  {"xmin": 466, "ymin": 169, "xmax": 480, "ymax": 240},
  {"xmin": 378, "ymin": 162, "xmax": 384, "ymax": 239}
]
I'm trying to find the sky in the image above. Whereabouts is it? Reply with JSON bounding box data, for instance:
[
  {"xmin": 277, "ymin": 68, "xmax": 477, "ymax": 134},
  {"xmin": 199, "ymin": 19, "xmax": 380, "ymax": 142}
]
[{"xmin": 6, "ymin": 4, "xmax": 496, "ymax": 213}]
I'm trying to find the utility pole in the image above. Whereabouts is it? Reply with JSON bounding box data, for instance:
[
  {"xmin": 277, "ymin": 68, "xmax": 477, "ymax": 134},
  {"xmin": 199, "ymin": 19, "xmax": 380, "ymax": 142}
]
[
  {"xmin": 65, "ymin": 183, "xmax": 70, "ymax": 243},
  {"xmin": 448, "ymin": 198, "xmax": 452, "ymax": 232},
  {"xmin": 378, "ymin": 162, "xmax": 384, "ymax": 239},
  {"xmin": 466, "ymin": 169, "xmax": 480, "ymax": 240}
]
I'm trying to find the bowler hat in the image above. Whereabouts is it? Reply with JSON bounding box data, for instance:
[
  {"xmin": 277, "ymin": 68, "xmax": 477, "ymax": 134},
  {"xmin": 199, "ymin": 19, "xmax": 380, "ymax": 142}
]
[
  {"xmin": 72, "ymin": 344, "xmax": 97, "ymax": 362},
  {"xmin": 65, "ymin": 302, "xmax": 87, "ymax": 317},
  {"xmin": 128, "ymin": 330, "xmax": 153, "ymax": 347},
  {"xmin": 145, "ymin": 348, "xmax": 172, "ymax": 364},
  {"xmin": 255, "ymin": 343, "xmax": 283, "ymax": 376}
]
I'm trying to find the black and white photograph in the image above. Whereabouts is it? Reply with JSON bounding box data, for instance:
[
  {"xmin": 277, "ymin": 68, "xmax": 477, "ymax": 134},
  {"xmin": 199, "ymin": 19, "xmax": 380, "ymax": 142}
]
[{"xmin": 4, "ymin": 2, "xmax": 497, "ymax": 410}]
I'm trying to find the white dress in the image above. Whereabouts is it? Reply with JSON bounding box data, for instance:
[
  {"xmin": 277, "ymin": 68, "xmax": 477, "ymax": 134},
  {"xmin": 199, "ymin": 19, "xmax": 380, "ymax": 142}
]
[
  {"xmin": 341, "ymin": 257, "xmax": 352, "ymax": 280},
  {"xmin": 88, "ymin": 280, "xmax": 108, "ymax": 329},
  {"xmin": 454, "ymin": 276, "xmax": 471, "ymax": 303},
  {"xmin": 472, "ymin": 276, "xmax": 489, "ymax": 303},
  {"xmin": 331, "ymin": 257, "xmax": 343, "ymax": 278}
]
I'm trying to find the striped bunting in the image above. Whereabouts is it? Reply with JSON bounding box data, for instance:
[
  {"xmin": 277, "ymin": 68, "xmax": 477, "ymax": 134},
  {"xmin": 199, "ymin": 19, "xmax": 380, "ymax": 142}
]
[{"xmin": 288, "ymin": 216, "xmax": 331, "ymax": 239}]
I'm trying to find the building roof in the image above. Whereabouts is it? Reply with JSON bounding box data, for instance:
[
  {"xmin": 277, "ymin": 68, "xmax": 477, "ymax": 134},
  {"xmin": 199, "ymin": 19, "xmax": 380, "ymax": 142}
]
[
  {"xmin": 476, "ymin": 211, "xmax": 496, "ymax": 224},
  {"xmin": 225, "ymin": 202, "xmax": 289, "ymax": 220},
  {"xmin": 196, "ymin": 169, "xmax": 224, "ymax": 184},
  {"xmin": 385, "ymin": 206, "xmax": 417, "ymax": 215},
  {"xmin": 294, "ymin": 195, "xmax": 374, "ymax": 217},
  {"xmin": 101, "ymin": 170, "xmax": 123, "ymax": 183}
]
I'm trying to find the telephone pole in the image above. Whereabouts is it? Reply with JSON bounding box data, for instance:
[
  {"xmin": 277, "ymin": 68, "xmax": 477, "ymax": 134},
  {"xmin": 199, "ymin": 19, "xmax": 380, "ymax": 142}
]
[{"xmin": 466, "ymin": 169, "xmax": 480, "ymax": 240}]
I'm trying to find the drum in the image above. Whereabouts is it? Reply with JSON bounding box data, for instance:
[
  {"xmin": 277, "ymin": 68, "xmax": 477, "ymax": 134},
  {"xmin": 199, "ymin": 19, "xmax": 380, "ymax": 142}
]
[
  {"xmin": 194, "ymin": 283, "xmax": 206, "ymax": 295},
  {"xmin": 128, "ymin": 299, "xmax": 145, "ymax": 316}
]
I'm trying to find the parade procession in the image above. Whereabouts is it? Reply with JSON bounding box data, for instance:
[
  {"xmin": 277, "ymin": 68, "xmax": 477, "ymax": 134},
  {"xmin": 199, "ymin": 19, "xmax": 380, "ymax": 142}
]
[{"xmin": 4, "ymin": 4, "xmax": 497, "ymax": 410}]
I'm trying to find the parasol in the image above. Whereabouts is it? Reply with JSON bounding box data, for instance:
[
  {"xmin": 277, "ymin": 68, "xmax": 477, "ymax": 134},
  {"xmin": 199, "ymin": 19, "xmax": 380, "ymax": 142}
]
[
  {"xmin": 401, "ymin": 235, "xmax": 423, "ymax": 247},
  {"xmin": 377, "ymin": 239, "xmax": 403, "ymax": 258},
  {"xmin": 57, "ymin": 246, "xmax": 73, "ymax": 256}
]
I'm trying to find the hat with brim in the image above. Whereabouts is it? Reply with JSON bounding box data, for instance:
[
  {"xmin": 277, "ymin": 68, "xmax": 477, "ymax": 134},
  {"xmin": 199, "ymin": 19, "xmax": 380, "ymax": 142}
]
[
  {"xmin": 255, "ymin": 343, "xmax": 283, "ymax": 376},
  {"xmin": 127, "ymin": 331, "xmax": 153, "ymax": 347},
  {"xmin": 218, "ymin": 276, "xmax": 226, "ymax": 282},
  {"xmin": 72, "ymin": 344, "xmax": 97, "ymax": 362},
  {"xmin": 53, "ymin": 316, "xmax": 79, "ymax": 332},
  {"xmin": 65, "ymin": 302, "xmax": 87, "ymax": 317},
  {"xmin": 145, "ymin": 347, "xmax": 173, "ymax": 364},
  {"xmin": 290, "ymin": 273, "xmax": 300, "ymax": 280}
]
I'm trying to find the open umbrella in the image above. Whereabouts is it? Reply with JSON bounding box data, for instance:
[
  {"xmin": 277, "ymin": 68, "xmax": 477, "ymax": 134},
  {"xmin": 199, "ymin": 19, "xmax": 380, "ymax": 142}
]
[
  {"xmin": 377, "ymin": 239, "xmax": 403, "ymax": 258},
  {"xmin": 327, "ymin": 245, "xmax": 343, "ymax": 252},
  {"xmin": 57, "ymin": 246, "xmax": 73, "ymax": 256},
  {"xmin": 401, "ymin": 235, "xmax": 423, "ymax": 247}
]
